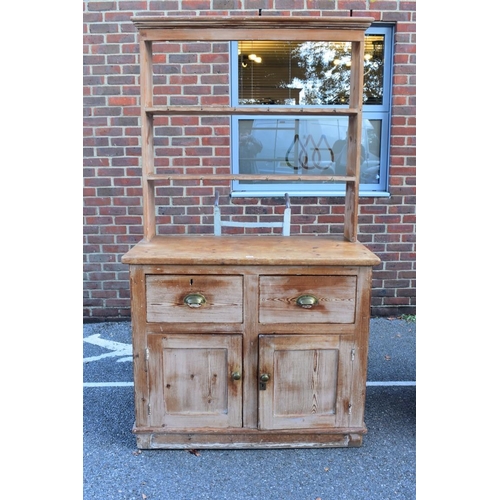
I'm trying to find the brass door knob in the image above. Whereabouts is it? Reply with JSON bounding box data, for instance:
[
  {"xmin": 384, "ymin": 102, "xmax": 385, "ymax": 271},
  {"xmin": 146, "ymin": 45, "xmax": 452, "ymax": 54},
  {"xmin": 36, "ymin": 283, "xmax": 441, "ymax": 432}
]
[
  {"xmin": 232, "ymin": 371, "xmax": 241, "ymax": 380},
  {"xmin": 260, "ymin": 373, "xmax": 270, "ymax": 383}
]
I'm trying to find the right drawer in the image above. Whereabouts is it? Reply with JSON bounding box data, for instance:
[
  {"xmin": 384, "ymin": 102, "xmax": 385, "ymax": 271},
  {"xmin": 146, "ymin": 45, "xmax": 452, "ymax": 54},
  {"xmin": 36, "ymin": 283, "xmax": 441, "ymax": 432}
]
[{"xmin": 259, "ymin": 275, "xmax": 357, "ymax": 324}]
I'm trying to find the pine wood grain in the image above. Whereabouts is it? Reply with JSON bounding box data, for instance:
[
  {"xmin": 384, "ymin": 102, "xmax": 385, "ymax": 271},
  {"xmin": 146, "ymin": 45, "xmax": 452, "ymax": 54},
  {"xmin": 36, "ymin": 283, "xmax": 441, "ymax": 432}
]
[
  {"xmin": 146, "ymin": 274, "xmax": 243, "ymax": 323},
  {"xmin": 148, "ymin": 334, "xmax": 242, "ymax": 429},
  {"xmin": 122, "ymin": 235, "xmax": 380, "ymax": 266},
  {"xmin": 259, "ymin": 275, "xmax": 357, "ymax": 324}
]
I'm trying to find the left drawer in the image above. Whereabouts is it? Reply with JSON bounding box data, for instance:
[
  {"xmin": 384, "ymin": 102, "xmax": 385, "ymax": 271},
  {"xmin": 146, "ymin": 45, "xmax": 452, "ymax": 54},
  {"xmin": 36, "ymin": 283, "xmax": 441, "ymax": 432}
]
[{"xmin": 146, "ymin": 275, "xmax": 243, "ymax": 323}]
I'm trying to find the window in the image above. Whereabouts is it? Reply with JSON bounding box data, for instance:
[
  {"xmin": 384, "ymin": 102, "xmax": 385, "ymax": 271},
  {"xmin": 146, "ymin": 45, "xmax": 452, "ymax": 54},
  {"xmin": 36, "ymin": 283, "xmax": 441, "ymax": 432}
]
[{"xmin": 230, "ymin": 26, "xmax": 393, "ymax": 196}]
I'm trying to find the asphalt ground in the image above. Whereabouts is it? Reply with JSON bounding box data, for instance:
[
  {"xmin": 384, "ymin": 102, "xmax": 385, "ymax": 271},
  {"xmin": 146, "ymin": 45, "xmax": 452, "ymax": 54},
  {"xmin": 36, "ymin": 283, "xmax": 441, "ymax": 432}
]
[{"xmin": 83, "ymin": 318, "xmax": 416, "ymax": 500}]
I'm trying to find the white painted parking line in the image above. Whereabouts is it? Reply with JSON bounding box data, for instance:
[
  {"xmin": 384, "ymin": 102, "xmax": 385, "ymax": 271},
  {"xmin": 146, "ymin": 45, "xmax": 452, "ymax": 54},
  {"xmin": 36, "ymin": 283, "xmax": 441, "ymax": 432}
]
[
  {"xmin": 366, "ymin": 381, "xmax": 416, "ymax": 386},
  {"xmin": 83, "ymin": 334, "xmax": 132, "ymax": 363},
  {"xmin": 84, "ymin": 382, "xmax": 133, "ymax": 387},
  {"xmin": 83, "ymin": 381, "xmax": 416, "ymax": 388},
  {"xmin": 84, "ymin": 336, "xmax": 416, "ymax": 388}
]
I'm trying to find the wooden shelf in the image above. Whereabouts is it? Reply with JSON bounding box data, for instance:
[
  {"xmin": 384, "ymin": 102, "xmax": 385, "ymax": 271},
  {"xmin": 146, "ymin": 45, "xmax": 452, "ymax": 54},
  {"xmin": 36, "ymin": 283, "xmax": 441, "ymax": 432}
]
[
  {"xmin": 145, "ymin": 106, "xmax": 360, "ymax": 117},
  {"xmin": 146, "ymin": 174, "xmax": 357, "ymax": 182}
]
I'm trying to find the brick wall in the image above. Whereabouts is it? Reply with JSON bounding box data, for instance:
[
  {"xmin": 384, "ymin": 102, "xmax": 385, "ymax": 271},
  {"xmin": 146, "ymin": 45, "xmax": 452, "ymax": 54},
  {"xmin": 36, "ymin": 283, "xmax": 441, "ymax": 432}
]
[{"xmin": 83, "ymin": 0, "xmax": 416, "ymax": 321}]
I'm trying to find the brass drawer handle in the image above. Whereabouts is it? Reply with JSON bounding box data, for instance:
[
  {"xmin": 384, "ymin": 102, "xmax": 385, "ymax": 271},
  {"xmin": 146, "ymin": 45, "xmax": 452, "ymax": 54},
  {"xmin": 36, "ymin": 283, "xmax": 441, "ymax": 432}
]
[
  {"xmin": 183, "ymin": 293, "xmax": 206, "ymax": 308},
  {"xmin": 232, "ymin": 371, "xmax": 242, "ymax": 381},
  {"xmin": 296, "ymin": 294, "xmax": 319, "ymax": 308}
]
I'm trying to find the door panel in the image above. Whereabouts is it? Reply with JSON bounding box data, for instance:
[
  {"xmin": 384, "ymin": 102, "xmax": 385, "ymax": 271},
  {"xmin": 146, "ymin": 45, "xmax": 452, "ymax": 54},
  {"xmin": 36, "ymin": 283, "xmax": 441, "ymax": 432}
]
[
  {"xmin": 258, "ymin": 335, "xmax": 352, "ymax": 430},
  {"xmin": 148, "ymin": 334, "xmax": 243, "ymax": 429},
  {"xmin": 273, "ymin": 348, "xmax": 338, "ymax": 417}
]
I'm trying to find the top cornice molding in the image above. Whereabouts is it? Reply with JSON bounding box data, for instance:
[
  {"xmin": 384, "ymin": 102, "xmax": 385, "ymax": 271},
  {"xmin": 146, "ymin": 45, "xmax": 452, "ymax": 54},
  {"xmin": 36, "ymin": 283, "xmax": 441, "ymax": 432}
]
[{"xmin": 131, "ymin": 15, "xmax": 375, "ymax": 33}]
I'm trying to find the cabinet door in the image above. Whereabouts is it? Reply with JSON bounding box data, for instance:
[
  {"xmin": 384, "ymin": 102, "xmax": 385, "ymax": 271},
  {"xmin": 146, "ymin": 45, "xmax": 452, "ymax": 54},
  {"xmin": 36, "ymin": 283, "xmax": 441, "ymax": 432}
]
[
  {"xmin": 258, "ymin": 335, "xmax": 352, "ymax": 430},
  {"xmin": 147, "ymin": 334, "xmax": 243, "ymax": 429}
]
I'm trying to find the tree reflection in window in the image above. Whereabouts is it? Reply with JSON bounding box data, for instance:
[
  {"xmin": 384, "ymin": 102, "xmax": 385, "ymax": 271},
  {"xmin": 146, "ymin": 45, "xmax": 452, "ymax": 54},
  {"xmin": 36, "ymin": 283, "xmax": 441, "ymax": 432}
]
[{"xmin": 237, "ymin": 36, "xmax": 384, "ymax": 106}]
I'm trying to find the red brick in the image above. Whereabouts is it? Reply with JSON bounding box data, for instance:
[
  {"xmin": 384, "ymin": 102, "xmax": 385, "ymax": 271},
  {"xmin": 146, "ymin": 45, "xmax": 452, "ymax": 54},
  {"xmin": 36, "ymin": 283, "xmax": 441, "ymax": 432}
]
[
  {"xmin": 108, "ymin": 96, "xmax": 137, "ymax": 106},
  {"xmin": 83, "ymin": 3, "xmax": 417, "ymax": 321}
]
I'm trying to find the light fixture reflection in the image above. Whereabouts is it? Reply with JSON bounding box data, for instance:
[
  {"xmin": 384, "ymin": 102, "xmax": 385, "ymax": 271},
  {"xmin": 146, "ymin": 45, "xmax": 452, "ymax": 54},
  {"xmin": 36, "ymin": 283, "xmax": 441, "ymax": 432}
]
[{"xmin": 242, "ymin": 53, "xmax": 262, "ymax": 66}]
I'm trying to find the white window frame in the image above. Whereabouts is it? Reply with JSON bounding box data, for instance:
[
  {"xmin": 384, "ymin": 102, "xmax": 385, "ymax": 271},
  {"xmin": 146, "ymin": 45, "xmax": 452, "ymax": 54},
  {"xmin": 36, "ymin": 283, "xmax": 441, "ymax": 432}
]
[{"xmin": 229, "ymin": 25, "xmax": 394, "ymax": 198}]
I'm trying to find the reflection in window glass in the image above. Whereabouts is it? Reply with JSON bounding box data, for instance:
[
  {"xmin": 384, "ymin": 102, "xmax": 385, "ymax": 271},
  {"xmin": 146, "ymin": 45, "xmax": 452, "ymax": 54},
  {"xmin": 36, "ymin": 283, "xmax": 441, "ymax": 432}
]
[
  {"xmin": 237, "ymin": 36, "xmax": 385, "ymax": 106},
  {"xmin": 238, "ymin": 117, "xmax": 381, "ymax": 184}
]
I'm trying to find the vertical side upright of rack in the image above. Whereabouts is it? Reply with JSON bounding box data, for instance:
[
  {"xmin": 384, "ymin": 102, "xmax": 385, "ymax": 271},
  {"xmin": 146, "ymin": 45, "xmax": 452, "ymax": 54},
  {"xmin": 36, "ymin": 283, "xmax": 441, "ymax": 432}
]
[
  {"xmin": 139, "ymin": 36, "xmax": 156, "ymax": 241},
  {"xmin": 344, "ymin": 36, "xmax": 365, "ymax": 243}
]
